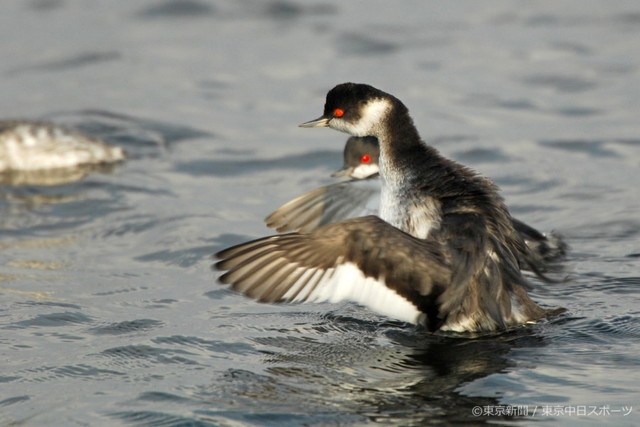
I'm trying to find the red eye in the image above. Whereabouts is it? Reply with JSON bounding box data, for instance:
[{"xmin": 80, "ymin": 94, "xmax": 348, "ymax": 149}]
[
  {"xmin": 333, "ymin": 108, "xmax": 344, "ymax": 117},
  {"xmin": 361, "ymin": 154, "xmax": 371, "ymax": 164}
]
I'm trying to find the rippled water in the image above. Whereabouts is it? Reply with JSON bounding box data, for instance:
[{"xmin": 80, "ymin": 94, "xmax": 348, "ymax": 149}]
[{"xmin": 1, "ymin": 1, "xmax": 639, "ymax": 425}]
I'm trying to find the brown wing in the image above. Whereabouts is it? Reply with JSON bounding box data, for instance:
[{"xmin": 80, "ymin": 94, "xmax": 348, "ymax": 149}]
[
  {"xmin": 265, "ymin": 178, "xmax": 380, "ymax": 233},
  {"xmin": 217, "ymin": 216, "xmax": 451, "ymax": 327}
]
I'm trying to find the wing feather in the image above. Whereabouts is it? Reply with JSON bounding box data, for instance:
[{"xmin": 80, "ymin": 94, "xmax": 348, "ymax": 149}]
[
  {"xmin": 216, "ymin": 216, "xmax": 451, "ymax": 327},
  {"xmin": 265, "ymin": 178, "xmax": 380, "ymax": 233}
]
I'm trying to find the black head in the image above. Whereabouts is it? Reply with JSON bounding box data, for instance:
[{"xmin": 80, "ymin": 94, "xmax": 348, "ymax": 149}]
[
  {"xmin": 332, "ymin": 136, "xmax": 380, "ymax": 178},
  {"xmin": 344, "ymin": 136, "xmax": 379, "ymax": 165},
  {"xmin": 300, "ymin": 83, "xmax": 397, "ymax": 137},
  {"xmin": 323, "ymin": 83, "xmax": 388, "ymax": 118}
]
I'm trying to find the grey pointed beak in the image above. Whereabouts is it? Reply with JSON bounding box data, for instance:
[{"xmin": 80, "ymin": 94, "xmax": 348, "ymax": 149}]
[
  {"xmin": 330, "ymin": 166, "xmax": 353, "ymax": 178},
  {"xmin": 299, "ymin": 116, "xmax": 330, "ymax": 128}
]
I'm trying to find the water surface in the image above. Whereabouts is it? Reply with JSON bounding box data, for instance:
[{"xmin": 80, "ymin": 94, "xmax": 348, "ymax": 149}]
[{"xmin": 1, "ymin": 1, "xmax": 639, "ymax": 425}]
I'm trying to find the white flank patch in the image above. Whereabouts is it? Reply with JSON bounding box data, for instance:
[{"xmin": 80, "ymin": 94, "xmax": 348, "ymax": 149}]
[
  {"xmin": 508, "ymin": 294, "xmax": 529, "ymax": 324},
  {"xmin": 439, "ymin": 317, "xmax": 478, "ymax": 333},
  {"xmin": 408, "ymin": 212, "xmax": 435, "ymax": 239},
  {"xmin": 407, "ymin": 198, "xmax": 441, "ymax": 239},
  {"xmin": 439, "ymin": 294, "xmax": 530, "ymax": 332},
  {"xmin": 284, "ymin": 261, "xmax": 422, "ymax": 324}
]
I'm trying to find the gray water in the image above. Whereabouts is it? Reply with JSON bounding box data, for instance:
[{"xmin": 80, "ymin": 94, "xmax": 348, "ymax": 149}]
[{"xmin": 1, "ymin": 1, "xmax": 639, "ymax": 425}]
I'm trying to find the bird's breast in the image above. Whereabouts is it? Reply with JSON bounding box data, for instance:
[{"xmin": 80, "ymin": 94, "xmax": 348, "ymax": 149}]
[{"xmin": 379, "ymin": 186, "xmax": 441, "ymax": 239}]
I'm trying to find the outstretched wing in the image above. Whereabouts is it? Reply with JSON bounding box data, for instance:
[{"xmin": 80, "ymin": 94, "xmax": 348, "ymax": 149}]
[
  {"xmin": 265, "ymin": 177, "xmax": 380, "ymax": 233},
  {"xmin": 265, "ymin": 177, "xmax": 566, "ymax": 267},
  {"xmin": 216, "ymin": 216, "xmax": 451, "ymax": 327}
]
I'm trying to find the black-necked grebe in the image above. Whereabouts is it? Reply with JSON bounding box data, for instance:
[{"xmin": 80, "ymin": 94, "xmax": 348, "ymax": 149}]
[
  {"xmin": 266, "ymin": 135, "xmax": 566, "ymax": 263},
  {"xmin": 217, "ymin": 83, "xmax": 565, "ymax": 333}
]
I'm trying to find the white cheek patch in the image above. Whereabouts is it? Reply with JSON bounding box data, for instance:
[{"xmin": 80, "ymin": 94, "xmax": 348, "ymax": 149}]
[
  {"xmin": 351, "ymin": 163, "xmax": 379, "ymax": 179},
  {"xmin": 331, "ymin": 99, "xmax": 391, "ymax": 137}
]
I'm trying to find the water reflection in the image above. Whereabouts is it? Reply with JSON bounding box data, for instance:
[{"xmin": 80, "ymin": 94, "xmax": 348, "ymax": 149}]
[{"xmin": 201, "ymin": 316, "xmax": 551, "ymax": 424}]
